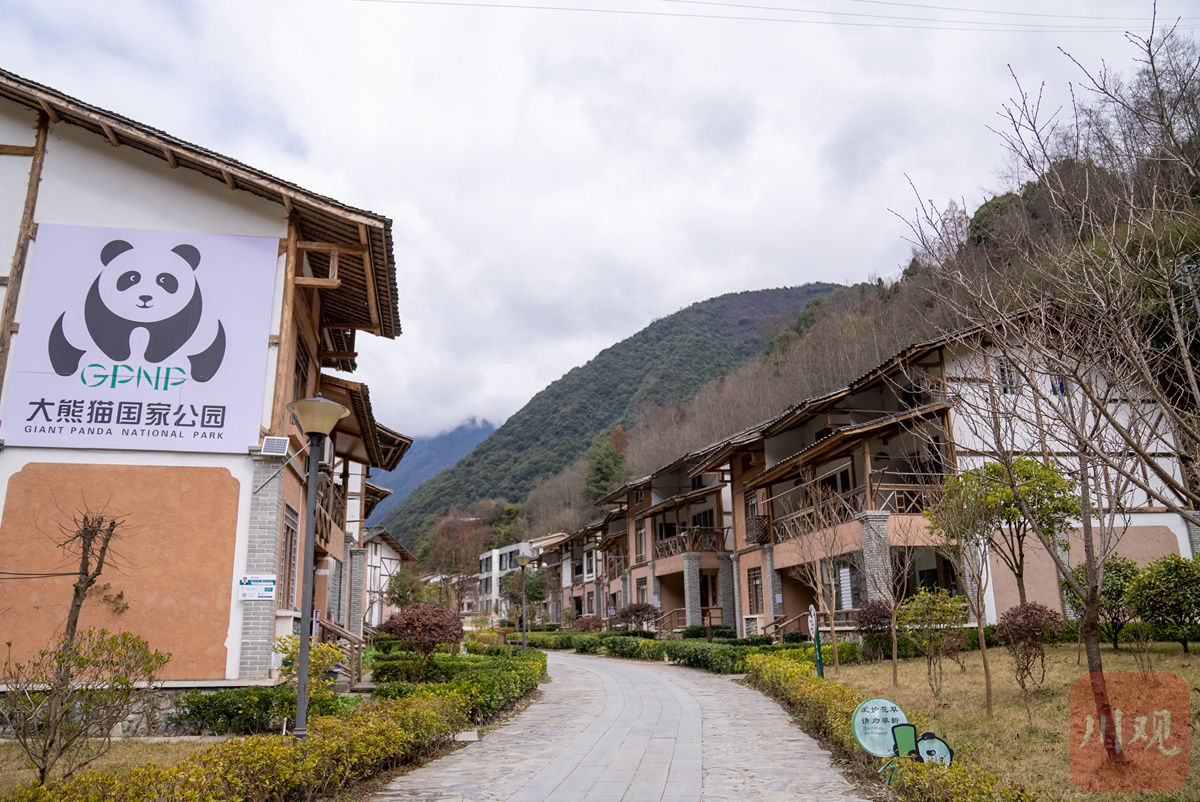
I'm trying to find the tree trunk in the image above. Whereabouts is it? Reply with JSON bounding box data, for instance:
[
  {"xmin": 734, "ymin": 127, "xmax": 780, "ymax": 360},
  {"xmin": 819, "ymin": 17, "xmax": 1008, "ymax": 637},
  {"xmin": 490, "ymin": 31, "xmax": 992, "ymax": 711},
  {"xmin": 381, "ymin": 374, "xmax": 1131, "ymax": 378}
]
[
  {"xmin": 1015, "ymin": 571, "xmax": 1027, "ymax": 606},
  {"xmin": 891, "ymin": 612, "xmax": 899, "ymax": 688},
  {"xmin": 1080, "ymin": 601, "xmax": 1125, "ymax": 764},
  {"xmin": 977, "ymin": 619, "xmax": 993, "ymax": 717}
]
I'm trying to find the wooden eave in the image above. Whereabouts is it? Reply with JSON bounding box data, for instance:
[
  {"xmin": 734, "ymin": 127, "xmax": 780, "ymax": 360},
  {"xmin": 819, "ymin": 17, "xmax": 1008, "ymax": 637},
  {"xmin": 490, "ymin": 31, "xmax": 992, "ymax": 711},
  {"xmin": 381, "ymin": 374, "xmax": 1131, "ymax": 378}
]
[
  {"xmin": 362, "ymin": 481, "xmax": 393, "ymax": 520},
  {"xmin": 594, "ymin": 475, "xmax": 651, "ymax": 507},
  {"xmin": 376, "ymin": 423, "xmax": 413, "ymax": 472},
  {"xmin": 363, "ymin": 526, "xmax": 416, "ymax": 561},
  {"xmin": 319, "ymin": 373, "xmax": 403, "ymax": 470},
  {"xmin": 745, "ymin": 400, "xmax": 952, "ymax": 490},
  {"xmin": 637, "ymin": 484, "xmax": 723, "ymax": 520},
  {"xmin": 0, "ymin": 68, "xmax": 399, "ymax": 340}
]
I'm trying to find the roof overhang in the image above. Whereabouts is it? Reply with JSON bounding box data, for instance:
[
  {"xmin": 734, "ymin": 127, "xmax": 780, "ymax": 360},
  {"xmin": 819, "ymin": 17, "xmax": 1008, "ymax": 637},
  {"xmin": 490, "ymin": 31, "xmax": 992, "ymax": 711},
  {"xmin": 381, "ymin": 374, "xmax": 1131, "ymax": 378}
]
[
  {"xmin": 319, "ymin": 374, "xmax": 411, "ymax": 471},
  {"xmin": 638, "ymin": 484, "xmax": 722, "ymax": 519},
  {"xmin": 746, "ymin": 400, "xmax": 952, "ymax": 490}
]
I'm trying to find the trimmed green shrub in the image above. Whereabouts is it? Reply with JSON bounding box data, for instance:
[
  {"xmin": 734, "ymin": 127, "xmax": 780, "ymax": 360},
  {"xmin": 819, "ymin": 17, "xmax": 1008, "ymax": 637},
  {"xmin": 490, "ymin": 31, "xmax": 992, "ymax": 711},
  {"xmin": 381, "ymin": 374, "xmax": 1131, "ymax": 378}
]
[
  {"xmin": 177, "ymin": 686, "xmax": 278, "ymax": 735},
  {"xmin": 573, "ymin": 635, "xmax": 604, "ymax": 654},
  {"xmin": 681, "ymin": 625, "xmax": 736, "ymax": 639}
]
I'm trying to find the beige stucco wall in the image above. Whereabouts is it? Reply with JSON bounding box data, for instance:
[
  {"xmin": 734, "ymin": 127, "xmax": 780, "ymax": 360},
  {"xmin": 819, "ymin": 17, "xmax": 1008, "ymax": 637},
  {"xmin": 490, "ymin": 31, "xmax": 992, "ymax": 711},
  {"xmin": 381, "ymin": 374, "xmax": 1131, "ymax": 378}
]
[{"xmin": 0, "ymin": 462, "xmax": 239, "ymax": 680}]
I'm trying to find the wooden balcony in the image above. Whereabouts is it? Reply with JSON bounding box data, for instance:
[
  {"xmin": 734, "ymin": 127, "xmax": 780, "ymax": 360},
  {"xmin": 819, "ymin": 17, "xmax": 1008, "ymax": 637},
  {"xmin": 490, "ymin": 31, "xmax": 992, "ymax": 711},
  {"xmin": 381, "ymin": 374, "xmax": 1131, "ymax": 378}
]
[
  {"xmin": 746, "ymin": 515, "xmax": 771, "ymax": 544},
  {"xmin": 608, "ymin": 552, "xmax": 629, "ymax": 575},
  {"xmin": 653, "ymin": 528, "xmax": 727, "ymax": 560},
  {"xmin": 314, "ymin": 474, "xmax": 347, "ymax": 551},
  {"xmin": 772, "ymin": 473, "xmax": 944, "ymax": 542}
]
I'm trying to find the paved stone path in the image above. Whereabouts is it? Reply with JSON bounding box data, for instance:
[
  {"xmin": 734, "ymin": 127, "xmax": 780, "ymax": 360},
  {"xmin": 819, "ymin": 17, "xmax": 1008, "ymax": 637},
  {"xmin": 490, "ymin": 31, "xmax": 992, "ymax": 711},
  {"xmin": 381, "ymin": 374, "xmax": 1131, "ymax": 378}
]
[{"xmin": 372, "ymin": 651, "xmax": 867, "ymax": 802}]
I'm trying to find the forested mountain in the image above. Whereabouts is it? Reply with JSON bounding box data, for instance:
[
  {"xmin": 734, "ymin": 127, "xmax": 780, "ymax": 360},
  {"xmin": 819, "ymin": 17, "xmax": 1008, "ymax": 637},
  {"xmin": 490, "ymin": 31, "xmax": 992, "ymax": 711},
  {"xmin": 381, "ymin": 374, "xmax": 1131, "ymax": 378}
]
[
  {"xmin": 365, "ymin": 418, "xmax": 495, "ymax": 526},
  {"xmin": 379, "ymin": 284, "xmax": 840, "ymax": 545}
]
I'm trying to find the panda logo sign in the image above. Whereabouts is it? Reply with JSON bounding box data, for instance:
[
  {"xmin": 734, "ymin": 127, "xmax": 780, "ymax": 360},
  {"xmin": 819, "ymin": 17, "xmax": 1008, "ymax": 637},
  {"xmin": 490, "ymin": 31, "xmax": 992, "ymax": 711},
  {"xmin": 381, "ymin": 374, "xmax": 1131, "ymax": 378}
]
[
  {"xmin": 1, "ymin": 224, "xmax": 278, "ymax": 454},
  {"xmin": 49, "ymin": 239, "xmax": 226, "ymax": 381}
]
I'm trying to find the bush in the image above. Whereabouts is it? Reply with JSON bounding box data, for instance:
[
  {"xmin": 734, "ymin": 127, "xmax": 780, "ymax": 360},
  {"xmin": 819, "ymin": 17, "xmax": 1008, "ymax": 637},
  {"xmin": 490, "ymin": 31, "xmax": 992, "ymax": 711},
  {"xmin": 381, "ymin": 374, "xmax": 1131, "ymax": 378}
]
[
  {"xmin": 378, "ymin": 604, "xmax": 464, "ymax": 682},
  {"xmin": 573, "ymin": 635, "xmax": 604, "ymax": 654},
  {"xmin": 1128, "ymin": 554, "xmax": 1200, "ymax": 653},
  {"xmin": 856, "ymin": 599, "xmax": 893, "ymax": 662},
  {"xmin": 996, "ymin": 602, "xmax": 1065, "ymax": 724},
  {"xmin": 571, "ymin": 615, "xmax": 604, "ymax": 632},
  {"xmin": 498, "ymin": 619, "xmax": 515, "ymax": 628},
  {"xmin": 1060, "ymin": 555, "xmax": 1139, "ymax": 650},
  {"xmin": 899, "ymin": 589, "xmax": 968, "ymax": 700},
  {"xmin": 612, "ymin": 602, "xmax": 658, "ymax": 630},
  {"xmin": 177, "ymin": 686, "xmax": 279, "ymax": 735},
  {"xmin": 681, "ymin": 625, "xmax": 736, "ymax": 639}
]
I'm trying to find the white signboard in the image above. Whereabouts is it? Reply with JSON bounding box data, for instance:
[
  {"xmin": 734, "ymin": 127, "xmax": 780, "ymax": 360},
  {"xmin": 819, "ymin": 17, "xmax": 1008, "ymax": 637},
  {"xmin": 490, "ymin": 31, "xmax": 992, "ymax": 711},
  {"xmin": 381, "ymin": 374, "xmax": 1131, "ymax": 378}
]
[
  {"xmin": 1, "ymin": 224, "xmax": 277, "ymax": 453},
  {"xmin": 808, "ymin": 604, "xmax": 818, "ymax": 640},
  {"xmin": 238, "ymin": 574, "xmax": 276, "ymax": 601}
]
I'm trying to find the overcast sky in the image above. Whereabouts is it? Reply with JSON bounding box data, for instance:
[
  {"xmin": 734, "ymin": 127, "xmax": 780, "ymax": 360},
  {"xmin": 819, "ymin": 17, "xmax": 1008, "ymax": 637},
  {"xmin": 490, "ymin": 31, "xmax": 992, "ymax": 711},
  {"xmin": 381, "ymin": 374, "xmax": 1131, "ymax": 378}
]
[{"xmin": 1, "ymin": 1, "xmax": 1194, "ymax": 439}]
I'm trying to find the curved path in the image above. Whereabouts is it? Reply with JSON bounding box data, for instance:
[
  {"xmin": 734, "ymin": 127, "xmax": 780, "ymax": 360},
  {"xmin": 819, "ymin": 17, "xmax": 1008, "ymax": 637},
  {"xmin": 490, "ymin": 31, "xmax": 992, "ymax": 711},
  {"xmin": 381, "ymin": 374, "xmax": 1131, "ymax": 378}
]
[{"xmin": 373, "ymin": 652, "xmax": 866, "ymax": 802}]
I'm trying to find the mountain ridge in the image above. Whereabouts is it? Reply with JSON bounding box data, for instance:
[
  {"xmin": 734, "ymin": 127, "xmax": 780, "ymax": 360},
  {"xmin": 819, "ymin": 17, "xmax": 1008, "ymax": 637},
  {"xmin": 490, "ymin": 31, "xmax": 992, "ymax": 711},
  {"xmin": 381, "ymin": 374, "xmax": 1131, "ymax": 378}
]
[{"xmin": 379, "ymin": 283, "xmax": 842, "ymax": 545}]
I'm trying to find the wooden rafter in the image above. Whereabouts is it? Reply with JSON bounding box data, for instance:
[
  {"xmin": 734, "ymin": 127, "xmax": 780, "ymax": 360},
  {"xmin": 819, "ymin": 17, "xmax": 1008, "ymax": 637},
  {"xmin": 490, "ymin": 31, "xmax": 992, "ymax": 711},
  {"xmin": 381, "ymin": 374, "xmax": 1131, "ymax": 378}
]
[
  {"xmin": 221, "ymin": 169, "xmax": 235, "ymax": 190},
  {"xmin": 359, "ymin": 223, "xmax": 380, "ymax": 332},
  {"xmin": 99, "ymin": 121, "xmax": 119, "ymax": 147},
  {"xmin": 36, "ymin": 98, "xmax": 59, "ymax": 124},
  {"xmin": 0, "ymin": 144, "xmax": 36, "ymax": 156},
  {"xmin": 162, "ymin": 146, "xmax": 178, "ymax": 168}
]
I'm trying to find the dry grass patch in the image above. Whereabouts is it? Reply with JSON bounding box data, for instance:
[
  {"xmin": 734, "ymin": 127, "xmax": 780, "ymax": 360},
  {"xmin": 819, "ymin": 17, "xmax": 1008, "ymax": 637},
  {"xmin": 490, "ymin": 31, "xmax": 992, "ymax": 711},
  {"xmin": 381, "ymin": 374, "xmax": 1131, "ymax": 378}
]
[
  {"xmin": 0, "ymin": 739, "xmax": 214, "ymax": 792},
  {"xmin": 835, "ymin": 643, "xmax": 1200, "ymax": 801}
]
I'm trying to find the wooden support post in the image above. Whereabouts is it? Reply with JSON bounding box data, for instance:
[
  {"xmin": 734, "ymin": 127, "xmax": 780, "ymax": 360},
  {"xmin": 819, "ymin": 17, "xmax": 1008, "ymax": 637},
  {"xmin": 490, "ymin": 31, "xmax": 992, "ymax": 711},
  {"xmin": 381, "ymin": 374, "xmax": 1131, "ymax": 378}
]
[
  {"xmin": 358, "ymin": 224, "xmax": 380, "ymax": 332},
  {"xmin": 0, "ymin": 112, "xmax": 49, "ymax": 395},
  {"xmin": 161, "ymin": 146, "xmax": 178, "ymax": 168},
  {"xmin": 862, "ymin": 438, "xmax": 873, "ymax": 510},
  {"xmin": 270, "ymin": 213, "xmax": 300, "ymax": 434},
  {"xmin": 100, "ymin": 121, "xmax": 119, "ymax": 147}
]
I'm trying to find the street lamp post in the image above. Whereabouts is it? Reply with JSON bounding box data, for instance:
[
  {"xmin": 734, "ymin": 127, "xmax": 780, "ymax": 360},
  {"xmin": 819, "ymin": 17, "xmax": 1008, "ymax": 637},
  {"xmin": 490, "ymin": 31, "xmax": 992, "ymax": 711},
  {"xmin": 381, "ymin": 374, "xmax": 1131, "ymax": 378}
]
[
  {"xmin": 516, "ymin": 554, "xmax": 532, "ymax": 648},
  {"xmin": 285, "ymin": 395, "xmax": 349, "ymax": 740}
]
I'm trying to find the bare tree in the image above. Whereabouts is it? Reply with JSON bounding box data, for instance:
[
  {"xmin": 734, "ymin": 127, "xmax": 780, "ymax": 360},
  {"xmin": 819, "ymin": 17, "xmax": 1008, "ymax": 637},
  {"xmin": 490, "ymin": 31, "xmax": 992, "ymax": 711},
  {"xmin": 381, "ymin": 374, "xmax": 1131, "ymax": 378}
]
[
  {"xmin": 925, "ymin": 476, "xmax": 998, "ymax": 717},
  {"xmin": 424, "ymin": 507, "xmax": 490, "ymax": 615},
  {"xmin": 860, "ymin": 528, "xmax": 922, "ymax": 689},
  {"xmin": 1, "ymin": 509, "xmax": 169, "ymax": 783}
]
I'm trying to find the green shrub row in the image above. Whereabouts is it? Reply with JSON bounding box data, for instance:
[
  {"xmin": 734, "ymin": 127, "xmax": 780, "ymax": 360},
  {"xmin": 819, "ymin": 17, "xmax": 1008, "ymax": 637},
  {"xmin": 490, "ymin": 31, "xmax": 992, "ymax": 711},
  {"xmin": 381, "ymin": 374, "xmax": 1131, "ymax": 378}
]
[
  {"xmin": 177, "ymin": 685, "xmax": 361, "ymax": 736},
  {"xmin": 744, "ymin": 653, "xmax": 1041, "ymax": 802},
  {"xmin": 376, "ymin": 649, "xmax": 546, "ymax": 723},
  {"xmin": 662, "ymin": 639, "xmax": 861, "ymax": 674},
  {"xmin": 3, "ymin": 693, "xmax": 464, "ymax": 802}
]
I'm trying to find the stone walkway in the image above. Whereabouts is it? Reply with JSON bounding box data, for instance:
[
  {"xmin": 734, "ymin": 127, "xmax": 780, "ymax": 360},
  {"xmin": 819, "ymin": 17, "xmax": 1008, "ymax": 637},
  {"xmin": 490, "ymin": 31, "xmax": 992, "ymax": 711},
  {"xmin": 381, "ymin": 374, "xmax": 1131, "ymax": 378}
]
[{"xmin": 372, "ymin": 651, "xmax": 867, "ymax": 802}]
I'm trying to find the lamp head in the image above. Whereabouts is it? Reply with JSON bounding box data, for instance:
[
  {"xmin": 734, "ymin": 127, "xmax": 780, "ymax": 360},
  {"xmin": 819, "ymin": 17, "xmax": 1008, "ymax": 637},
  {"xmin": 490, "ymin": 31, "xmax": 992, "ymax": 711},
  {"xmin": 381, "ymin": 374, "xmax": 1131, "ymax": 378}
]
[
  {"xmin": 516, "ymin": 554, "xmax": 532, "ymax": 567},
  {"xmin": 287, "ymin": 394, "xmax": 350, "ymax": 437}
]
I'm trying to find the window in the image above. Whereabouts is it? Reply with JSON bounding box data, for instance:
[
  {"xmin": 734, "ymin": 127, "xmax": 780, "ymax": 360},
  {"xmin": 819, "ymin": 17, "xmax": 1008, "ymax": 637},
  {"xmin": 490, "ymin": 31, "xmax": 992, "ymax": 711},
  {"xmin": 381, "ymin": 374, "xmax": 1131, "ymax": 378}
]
[
  {"xmin": 585, "ymin": 550, "xmax": 594, "ymax": 577},
  {"xmin": 691, "ymin": 474, "xmax": 704, "ymax": 491},
  {"xmin": 691, "ymin": 508, "xmax": 714, "ymax": 529},
  {"xmin": 634, "ymin": 489, "xmax": 644, "ymax": 504},
  {"xmin": 657, "ymin": 522, "xmax": 676, "ymax": 541},
  {"xmin": 747, "ymin": 567, "xmax": 763, "ymax": 615},
  {"xmin": 997, "ymin": 359, "xmax": 1020, "ymax": 395},
  {"xmin": 635, "ymin": 525, "xmax": 646, "ymax": 562},
  {"xmin": 636, "ymin": 577, "xmax": 648, "ymax": 604},
  {"xmin": 481, "ymin": 577, "xmax": 492, "ymax": 595},
  {"xmin": 279, "ymin": 505, "xmax": 299, "ymax": 610},
  {"xmin": 586, "ymin": 591, "xmax": 595, "ymax": 614}
]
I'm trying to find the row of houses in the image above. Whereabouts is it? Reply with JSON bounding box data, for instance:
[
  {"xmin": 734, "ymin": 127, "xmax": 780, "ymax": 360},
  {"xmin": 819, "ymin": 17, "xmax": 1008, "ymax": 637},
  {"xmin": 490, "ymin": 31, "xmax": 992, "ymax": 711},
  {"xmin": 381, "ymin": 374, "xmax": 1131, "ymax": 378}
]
[
  {"xmin": 0, "ymin": 69, "xmax": 415, "ymax": 686},
  {"xmin": 540, "ymin": 333, "xmax": 1199, "ymax": 636}
]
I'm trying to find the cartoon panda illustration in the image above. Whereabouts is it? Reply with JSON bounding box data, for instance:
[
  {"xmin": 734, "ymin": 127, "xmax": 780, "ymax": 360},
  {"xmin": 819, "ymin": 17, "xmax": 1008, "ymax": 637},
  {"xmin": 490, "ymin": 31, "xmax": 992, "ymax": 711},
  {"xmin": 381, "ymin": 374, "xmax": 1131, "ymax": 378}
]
[{"xmin": 48, "ymin": 239, "xmax": 226, "ymax": 381}]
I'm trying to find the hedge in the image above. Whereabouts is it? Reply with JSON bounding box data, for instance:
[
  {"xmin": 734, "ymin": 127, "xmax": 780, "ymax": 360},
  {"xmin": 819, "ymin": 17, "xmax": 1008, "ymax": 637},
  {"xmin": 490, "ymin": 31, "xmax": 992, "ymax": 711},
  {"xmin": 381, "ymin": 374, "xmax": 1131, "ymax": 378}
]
[
  {"xmin": 3, "ymin": 651, "xmax": 547, "ymax": 802},
  {"xmin": 2, "ymin": 693, "xmax": 463, "ymax": 802},
  {"xmin": 745, "ymin": 653, "xmax": 1042, "ymax": 802},
  {"xmin": 375, "ymin": 649, "xmax": 545, "ymax": 723}
]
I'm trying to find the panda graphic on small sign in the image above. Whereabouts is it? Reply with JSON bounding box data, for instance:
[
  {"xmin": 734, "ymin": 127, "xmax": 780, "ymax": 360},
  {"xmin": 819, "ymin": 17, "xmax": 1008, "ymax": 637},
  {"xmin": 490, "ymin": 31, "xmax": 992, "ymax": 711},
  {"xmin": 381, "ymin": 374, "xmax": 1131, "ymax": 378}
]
[
  {"xmin": 48, "ymin": 238, "xmax": 226, "ymax": 382},
  {"xmin": 0, "ymin": 224, "xmax": 278, "ymax": 454}
]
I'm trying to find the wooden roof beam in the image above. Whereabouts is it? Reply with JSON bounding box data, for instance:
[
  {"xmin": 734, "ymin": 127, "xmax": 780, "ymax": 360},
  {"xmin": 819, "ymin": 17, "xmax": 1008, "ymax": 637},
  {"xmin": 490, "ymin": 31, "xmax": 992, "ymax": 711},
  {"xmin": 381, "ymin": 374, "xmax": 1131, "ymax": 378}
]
[
  {"xmin": 359, "ymin": 224, "xmax": 380, "ymax": 332},
  {"xmin": 99, "ymin": 121, "xmax": 119, "ymax": 147},
  {"xmin": 221, "ymin": 169, "xmax": 235, "ymax": 190},
  {"xmin": 161, "ymin": 146, "xmax": 178, "ymax": 168},
  {"xmin": 36, "ymin": 98, "xmax": 59, "ymax": 124}
]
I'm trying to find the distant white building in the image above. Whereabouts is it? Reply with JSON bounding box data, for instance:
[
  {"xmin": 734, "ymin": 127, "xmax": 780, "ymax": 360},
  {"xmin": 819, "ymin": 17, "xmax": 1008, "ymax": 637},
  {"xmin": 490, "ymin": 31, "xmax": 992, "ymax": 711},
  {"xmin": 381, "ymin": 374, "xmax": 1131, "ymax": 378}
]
[
  {"xmin": 362, "ymin": 527, "xmax": 418, "ymax": 628},
  {"xmin": 475, "ymin": 541, "xmax": 537, "ymax": 619}
]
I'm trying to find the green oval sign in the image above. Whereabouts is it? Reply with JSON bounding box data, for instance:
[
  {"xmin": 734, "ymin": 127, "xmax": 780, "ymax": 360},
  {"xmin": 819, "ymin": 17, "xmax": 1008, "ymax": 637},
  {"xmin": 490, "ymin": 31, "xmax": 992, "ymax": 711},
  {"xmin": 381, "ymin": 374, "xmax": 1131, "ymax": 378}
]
[{"xmin": 851, "ymin": 697, "xmax": 908, "ymax": 757}]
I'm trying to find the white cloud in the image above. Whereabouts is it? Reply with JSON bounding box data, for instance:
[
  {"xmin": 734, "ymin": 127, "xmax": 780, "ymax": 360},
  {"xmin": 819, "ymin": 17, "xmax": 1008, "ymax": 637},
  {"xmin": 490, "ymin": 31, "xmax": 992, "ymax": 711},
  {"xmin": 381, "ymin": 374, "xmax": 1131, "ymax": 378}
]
[{"xmin": 0, "ymin": 0, "xmax": 1188, "ymax": 437}]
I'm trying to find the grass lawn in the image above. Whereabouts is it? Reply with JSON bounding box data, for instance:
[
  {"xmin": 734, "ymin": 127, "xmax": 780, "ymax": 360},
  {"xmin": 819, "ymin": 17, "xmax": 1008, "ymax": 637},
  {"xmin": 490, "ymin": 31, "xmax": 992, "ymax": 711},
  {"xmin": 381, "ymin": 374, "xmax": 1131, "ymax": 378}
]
[
  {"xmin": 833, "ymin": 641, "xmax": 1200, "ymax": 801},
  {"xmin": 0, "ymin": 739, "xmax": 215, "ymax": 792}
]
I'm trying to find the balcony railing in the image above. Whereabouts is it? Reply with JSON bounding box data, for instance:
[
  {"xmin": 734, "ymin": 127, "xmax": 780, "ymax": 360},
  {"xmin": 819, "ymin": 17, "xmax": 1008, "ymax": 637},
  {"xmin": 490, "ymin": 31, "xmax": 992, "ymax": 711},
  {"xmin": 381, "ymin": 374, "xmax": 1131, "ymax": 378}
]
[
  {"xmin": 653, "ymin": 528, "xmax": 727, "ymax": 560},
  {"xmin": 772, "ymin": 473, "xmax": 945, "ymax": 542},
  {"xmin": 746, "ymin": 515, "xmax": 771, "ymax": 544},
  {"xmin": 317, "ymin": 617, "xmax": 364, "ymax": 688},
  {"xmin": 315, "ymin": 474, "xmax": 347, "ymax": 550},
  {"xmin": 571, "ymin": 572, "xmax": 584, "ymax": 587},
  {"xmin": 608, "ymin": 552, "xmax": 629, "ymax": 575}
]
